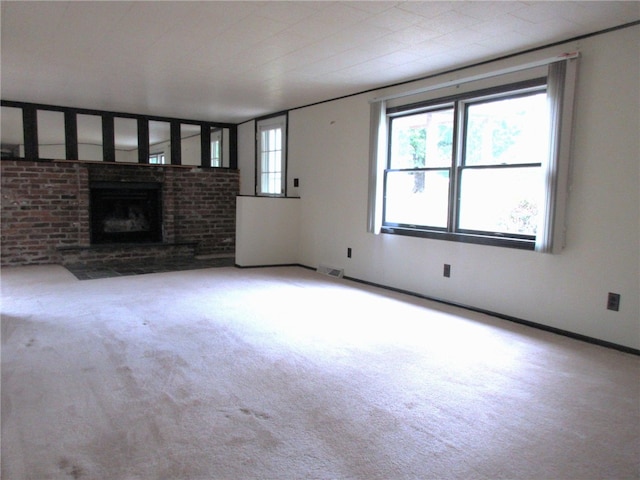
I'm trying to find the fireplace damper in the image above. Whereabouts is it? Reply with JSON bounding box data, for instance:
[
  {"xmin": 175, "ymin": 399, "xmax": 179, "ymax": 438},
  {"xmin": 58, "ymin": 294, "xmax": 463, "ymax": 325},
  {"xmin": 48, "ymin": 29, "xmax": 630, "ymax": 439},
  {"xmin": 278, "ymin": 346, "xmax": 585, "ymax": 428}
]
[{"xmin": 90, "ymin": 182, "xmax": 162, "ymax": 244}]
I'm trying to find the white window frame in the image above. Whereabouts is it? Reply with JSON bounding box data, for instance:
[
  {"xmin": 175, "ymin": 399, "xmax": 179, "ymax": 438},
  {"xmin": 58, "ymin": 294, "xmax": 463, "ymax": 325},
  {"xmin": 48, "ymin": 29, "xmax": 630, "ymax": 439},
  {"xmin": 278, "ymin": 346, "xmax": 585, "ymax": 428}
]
[{"xmin": 256, "ymin": 114, "xmax": 287, "ymax": 197}]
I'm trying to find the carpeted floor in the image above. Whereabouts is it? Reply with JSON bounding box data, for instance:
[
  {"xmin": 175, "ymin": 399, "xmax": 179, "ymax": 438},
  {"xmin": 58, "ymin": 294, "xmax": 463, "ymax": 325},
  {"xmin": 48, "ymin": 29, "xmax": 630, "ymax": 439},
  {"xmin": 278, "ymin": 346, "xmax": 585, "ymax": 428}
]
[{"xmin": 1, "ymin": 265, "xmax": 639, "ymax": 479}]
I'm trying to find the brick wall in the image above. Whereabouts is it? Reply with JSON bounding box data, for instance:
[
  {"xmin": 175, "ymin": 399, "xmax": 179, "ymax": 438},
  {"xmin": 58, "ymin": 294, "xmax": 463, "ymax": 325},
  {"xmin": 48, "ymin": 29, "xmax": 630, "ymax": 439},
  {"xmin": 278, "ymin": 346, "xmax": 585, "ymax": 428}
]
[
  {"xmin": 1, "ymin": 160, "xmax": 89, "ymax": 265},
  {"xmin": 172, "ymin": 168, "xmax": 238, "ymax": 254},
  {"xmin": 1, "ymin": 159, "xmax": 239, "ymax": 266}
]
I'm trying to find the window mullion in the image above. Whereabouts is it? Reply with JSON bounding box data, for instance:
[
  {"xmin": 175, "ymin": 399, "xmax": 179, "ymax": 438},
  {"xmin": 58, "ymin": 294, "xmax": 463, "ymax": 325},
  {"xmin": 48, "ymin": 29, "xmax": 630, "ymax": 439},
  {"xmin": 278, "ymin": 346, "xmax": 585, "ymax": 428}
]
[{"xmin": 449, "ymin": 100, "xmax": 464, "ymax": 233}]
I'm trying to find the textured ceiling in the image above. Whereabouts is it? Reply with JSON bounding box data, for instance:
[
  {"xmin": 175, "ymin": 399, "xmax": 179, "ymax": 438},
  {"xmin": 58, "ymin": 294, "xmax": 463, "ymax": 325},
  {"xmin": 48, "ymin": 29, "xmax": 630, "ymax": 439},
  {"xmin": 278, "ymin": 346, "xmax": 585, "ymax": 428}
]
[{"xmin": 1, "ymin": 1, "xmax": 638, "ymax": 124}]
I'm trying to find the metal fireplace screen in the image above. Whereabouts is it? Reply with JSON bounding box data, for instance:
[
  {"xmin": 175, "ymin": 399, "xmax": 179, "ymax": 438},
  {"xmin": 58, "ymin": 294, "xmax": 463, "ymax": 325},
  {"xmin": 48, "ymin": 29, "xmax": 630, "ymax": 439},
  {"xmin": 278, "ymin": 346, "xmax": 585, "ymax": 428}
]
[{"xmin": 90, "ymin": 182, "xmax": 162, "ymax": 244}]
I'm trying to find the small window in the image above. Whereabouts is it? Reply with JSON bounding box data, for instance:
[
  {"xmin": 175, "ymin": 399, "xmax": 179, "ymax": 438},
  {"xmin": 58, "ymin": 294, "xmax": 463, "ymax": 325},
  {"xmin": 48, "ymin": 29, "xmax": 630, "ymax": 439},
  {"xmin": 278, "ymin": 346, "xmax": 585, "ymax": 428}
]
[
  {"xmin": 256, "ymin": 114, "xmax": 287, "ymax": 196},
  {"xmin": 149, "ymin": 153, "xmax": 165, "ymax": 164},
  {"xmin": 383, "ymin": 80, "xmax": 549, "ymax": 248}
]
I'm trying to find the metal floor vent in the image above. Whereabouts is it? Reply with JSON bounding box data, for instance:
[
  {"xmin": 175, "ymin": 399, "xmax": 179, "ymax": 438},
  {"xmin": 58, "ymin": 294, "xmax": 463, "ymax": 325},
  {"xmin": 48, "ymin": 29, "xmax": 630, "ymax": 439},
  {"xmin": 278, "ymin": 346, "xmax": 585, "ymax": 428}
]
[{"xmin": 317, "ymin": 264, "xmax": 344, "ymax": 278}]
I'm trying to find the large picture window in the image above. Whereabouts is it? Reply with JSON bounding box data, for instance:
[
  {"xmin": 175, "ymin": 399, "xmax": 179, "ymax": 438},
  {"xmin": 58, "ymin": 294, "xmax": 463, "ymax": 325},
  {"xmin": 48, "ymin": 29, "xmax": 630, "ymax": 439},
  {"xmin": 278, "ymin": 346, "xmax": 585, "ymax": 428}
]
[
  {"xmin": 367, "ymin": 57, "xmax": 579, "ymax": 253},
  {"xmin": 384, "ymin": 82, "xmax": 548, "ymax": 248},
  {"xmin": 384, "ymin": 83, "xmax": 549, "ymax": 248},
  {"xmin": 370, "ymin": 56, "xmax": 578, "ymax": 252}
]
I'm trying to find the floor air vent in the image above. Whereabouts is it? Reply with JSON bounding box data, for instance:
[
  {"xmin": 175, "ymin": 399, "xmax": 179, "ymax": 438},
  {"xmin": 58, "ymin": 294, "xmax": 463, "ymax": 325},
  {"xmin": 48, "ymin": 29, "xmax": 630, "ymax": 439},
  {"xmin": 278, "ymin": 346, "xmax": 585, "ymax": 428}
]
[{"xmin": 317, "ymin": 264, "xmax": 344, "ymax": 278}]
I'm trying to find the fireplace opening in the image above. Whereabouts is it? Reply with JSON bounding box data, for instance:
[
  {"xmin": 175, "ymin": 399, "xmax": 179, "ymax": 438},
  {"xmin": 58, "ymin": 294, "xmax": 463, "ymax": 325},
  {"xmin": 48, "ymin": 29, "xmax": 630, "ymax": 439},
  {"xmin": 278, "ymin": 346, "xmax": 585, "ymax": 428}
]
[{"xmin": 90, "ymin": 182, "xmax": 162, "ymax": 244}]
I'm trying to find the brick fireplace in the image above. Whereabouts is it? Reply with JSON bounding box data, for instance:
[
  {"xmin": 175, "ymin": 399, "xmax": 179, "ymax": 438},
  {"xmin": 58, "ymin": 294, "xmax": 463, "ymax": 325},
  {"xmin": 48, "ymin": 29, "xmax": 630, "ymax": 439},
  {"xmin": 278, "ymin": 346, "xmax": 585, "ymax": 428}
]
[{"xmin": 0, "ymin": 159, "xmax": 239, "ymax": 267}]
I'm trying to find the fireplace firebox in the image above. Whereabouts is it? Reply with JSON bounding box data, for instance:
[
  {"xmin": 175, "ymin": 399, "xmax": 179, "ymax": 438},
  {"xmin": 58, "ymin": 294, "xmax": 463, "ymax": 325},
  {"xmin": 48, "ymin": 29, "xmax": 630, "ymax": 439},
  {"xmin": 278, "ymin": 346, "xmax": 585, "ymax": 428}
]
[{"xmin": 90, "ymin": 182, "xmax": 162, "ymax": 244}]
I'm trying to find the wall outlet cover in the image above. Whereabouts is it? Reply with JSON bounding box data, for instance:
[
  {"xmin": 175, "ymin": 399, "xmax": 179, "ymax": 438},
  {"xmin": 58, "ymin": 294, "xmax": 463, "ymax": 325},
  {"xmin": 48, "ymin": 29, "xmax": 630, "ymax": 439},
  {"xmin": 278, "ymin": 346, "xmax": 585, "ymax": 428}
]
[{"xmin": 607, "ymin": 292, "xmax": 620, "ymax": 311}]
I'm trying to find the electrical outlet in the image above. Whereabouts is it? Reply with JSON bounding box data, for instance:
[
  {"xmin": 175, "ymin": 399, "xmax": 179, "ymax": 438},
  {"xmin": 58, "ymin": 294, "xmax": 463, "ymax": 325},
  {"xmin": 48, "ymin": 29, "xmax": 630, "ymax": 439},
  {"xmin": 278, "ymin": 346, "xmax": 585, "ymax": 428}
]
[
  {"xmin": 293, "ymin": 178, "xmax": 299, "ymax": 187},
  {"xmin": 607, "ymin": 292, "xmax": 620, "ymax": 311},
  {"xmin": 347, "ymin": 247, "xmax": 352, "ymax": 258},
  {"xmin": 443, "ymin": 264, "xmax": 451, "ymax": 278}
]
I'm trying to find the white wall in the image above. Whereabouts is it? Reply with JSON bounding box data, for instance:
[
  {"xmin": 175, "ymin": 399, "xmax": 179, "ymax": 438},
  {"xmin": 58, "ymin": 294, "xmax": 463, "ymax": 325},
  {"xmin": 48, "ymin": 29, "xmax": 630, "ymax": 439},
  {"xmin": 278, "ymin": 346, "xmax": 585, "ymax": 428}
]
[
  {"xmin": 236, "ymin": 196, "xmax": 300, "ymax": 266},
  {"xmin": 279, "ymin": 25, "xmax": 638, "ymax": 349}
]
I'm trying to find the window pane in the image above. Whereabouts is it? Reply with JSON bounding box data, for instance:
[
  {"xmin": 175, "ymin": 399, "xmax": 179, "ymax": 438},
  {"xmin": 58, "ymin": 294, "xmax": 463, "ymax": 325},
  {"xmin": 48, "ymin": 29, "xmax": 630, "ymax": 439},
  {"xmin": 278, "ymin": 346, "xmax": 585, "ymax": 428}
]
[
  {"xmin": 181, "ymin": 123, "xmax": 201, "ymax": 166},
  {"xmin": 1, "ymin": 106, "xmax": 24, "ymax": 158},
  {"xmin": 261, "ymin": 172, "xmax": 282, "ymax": 195},
  {"xmin": 273, "ymin": 129, "xmax": 281, "ymax": 151},
  {"xmin": 211, "ymin": 139, "xmax": 220, "ymax": 166},
  {"xmin": 211, "ymin": 128, "xmax": 222, "ymax": 167},
  {"xmin": 390, "ymin": 109, "xmax": 453, "ymax": 169},
  {"xmin": 261, "ymin": 173, "xmax": 270, "ymax": 193},
  {"xmin": 272, "ymin": 174, "xmax": 281, "ymax": 193},
  {"xmin": 384, "ymin": 170, "xmax": 450, "ymax": 228},
  {"xmin": 149, "ymin": 153, "xmax": 165, "ymax": 164},
  {"xmin": 37, "ymin": 110, "xmax": 66, "ymax": 159},
  {"xmin": 262, "ymin": 127, "xmax": 281, "ymax": 153},
  {"xmin": 114, "ymin": 117, "xmax": 138, "ymax": 163},
  {"xmin": 77, "ymin": 114, "xmax": 103, "ymax": 161},
  {"xmin": 458, "ymin": 166, "xmax": 541, "ymax": 236},
  {"xmin": 149, "ymin": 120, "xmax": 170, "ymax": 165},
  {"xmin": 465, "ymin": 93, "xmax": 548, "ymax": 166}
]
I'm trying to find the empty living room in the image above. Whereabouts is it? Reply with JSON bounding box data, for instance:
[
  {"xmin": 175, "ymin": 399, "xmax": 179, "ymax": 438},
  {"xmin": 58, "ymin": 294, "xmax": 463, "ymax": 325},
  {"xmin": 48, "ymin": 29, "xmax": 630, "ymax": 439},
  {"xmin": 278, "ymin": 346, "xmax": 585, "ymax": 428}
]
[{"xmin": 1, "ymin": 2, "xmax": 639, "ymax": 479}]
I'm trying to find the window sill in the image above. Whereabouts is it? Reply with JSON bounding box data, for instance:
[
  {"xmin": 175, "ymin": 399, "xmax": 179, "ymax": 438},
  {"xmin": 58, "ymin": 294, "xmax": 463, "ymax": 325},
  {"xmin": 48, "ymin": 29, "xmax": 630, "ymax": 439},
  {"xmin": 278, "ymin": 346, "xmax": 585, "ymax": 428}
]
[
  {"xmin": 381, "ymin": 226, "xmax": 535, "ymax": 250},
  {"xmin": 237, "ymin": 194, "xmax": 300, "ymax": 199}
]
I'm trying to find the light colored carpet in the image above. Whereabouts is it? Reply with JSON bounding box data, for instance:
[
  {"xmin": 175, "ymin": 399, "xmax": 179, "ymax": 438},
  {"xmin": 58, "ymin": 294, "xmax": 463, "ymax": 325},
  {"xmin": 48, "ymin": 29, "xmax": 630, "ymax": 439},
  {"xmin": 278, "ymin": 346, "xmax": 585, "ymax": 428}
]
[{"xmin": 1, "ymin": 264, "xmax": 639, "ymax": 480}]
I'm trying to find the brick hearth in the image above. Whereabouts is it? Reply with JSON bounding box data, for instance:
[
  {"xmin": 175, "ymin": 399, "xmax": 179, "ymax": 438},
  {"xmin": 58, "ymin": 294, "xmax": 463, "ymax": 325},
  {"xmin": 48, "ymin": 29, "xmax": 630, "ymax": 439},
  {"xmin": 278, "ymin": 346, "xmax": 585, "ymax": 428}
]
[{"xmin": 1, "ymin": 159, "xmax": 239, "ymax": 266}]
